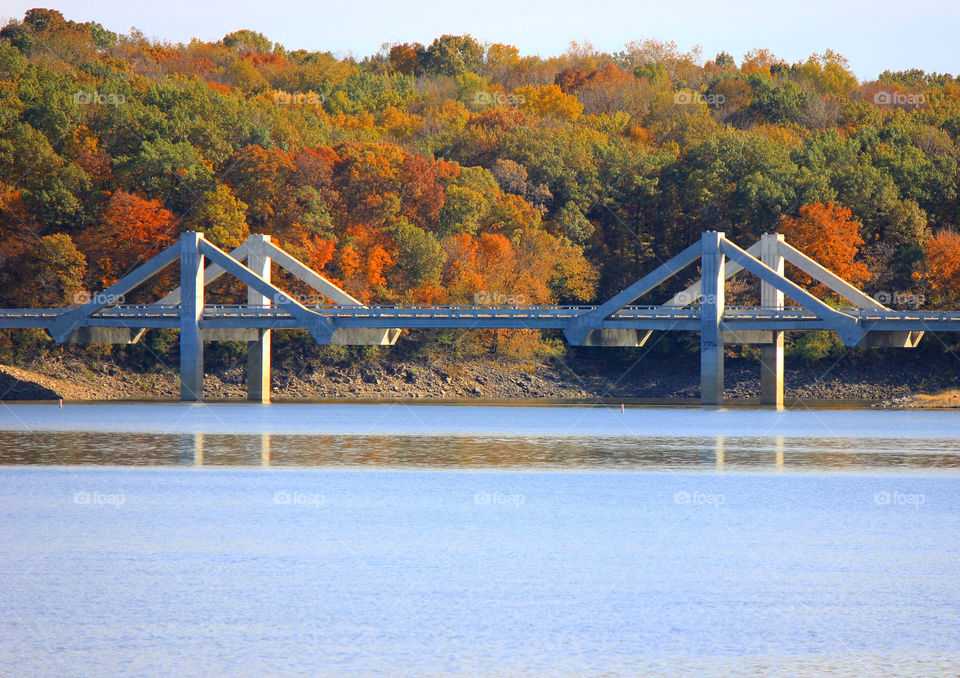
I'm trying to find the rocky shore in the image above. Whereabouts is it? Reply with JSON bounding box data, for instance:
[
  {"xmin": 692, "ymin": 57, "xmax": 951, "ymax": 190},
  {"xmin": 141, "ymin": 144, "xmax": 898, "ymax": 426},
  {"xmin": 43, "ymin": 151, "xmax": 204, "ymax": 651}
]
[{"xmin": 2, "ymin": 350, "xmax": 957, "ymax": 406}]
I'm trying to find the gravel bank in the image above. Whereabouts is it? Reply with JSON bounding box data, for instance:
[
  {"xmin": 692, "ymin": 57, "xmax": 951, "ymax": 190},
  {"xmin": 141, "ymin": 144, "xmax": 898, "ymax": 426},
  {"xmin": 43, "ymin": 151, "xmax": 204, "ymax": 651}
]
[{"xmin": 2, "ymin": 351, "xmax": 956, "ymax": 405}]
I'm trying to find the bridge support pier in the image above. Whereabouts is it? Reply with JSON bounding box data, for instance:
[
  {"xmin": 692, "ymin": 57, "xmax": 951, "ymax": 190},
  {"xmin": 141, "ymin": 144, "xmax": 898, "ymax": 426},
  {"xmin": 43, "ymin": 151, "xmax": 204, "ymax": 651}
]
[
  {"xmin": 700, "ymin": 232, "xmax": 725, "ymax": 405},
  {"xmin": 760, "ymin": 233, "xmax": 785, "ymax": 407},
  {"xmin": 246, "ymin": 234, "xmax": 272, "ymax": 403},
  {"xmin": 179, "ymin": 232, "xmax": 205, "ymax": 401}
]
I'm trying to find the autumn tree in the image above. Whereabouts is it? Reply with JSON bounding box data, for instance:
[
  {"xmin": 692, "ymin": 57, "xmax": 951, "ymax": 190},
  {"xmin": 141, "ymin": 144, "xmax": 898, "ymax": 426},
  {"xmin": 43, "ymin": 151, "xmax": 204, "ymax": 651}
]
[
  {"xmin": 778, "ymin": 202, "xmax": 871, "ymax": 294},
  {"xmin": 421, "ymin": 35, "xmax": 483, "ymax": 77},
  {"xmin": 918, "ymin": 230, "xmax": 960, "ymax": 305},
  {"xmin": 77, "ymin": 190, "xmax": 179, "ymax": 290},
  {"xmin": 388, "ymin": 43, "xmax": 423, "ymax": 75},
  {"xmin": 223, "ymin": 30, "xmax": 273, "ymax": 54}
]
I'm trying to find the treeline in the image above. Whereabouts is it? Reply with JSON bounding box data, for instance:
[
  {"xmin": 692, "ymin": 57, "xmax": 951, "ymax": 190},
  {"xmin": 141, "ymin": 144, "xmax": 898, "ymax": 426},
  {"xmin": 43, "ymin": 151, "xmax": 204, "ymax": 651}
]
[{"xmin": 2, "ymin": 8, "xmax": 960, "ymax": 363}]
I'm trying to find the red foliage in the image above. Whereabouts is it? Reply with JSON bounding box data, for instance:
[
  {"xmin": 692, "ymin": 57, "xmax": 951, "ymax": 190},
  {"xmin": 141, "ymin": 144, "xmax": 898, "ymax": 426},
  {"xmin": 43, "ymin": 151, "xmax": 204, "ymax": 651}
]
[{"xmin": 77, "ymin": 191, "xmax": 179, "ymax": 289}]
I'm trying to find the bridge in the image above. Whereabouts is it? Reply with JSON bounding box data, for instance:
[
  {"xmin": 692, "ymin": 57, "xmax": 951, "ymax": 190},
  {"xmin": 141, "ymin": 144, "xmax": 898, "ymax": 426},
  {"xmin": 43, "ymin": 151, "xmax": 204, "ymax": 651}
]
[{"xmin": 1, "ymin": 230, "xmax": 954, "ymax": 406}]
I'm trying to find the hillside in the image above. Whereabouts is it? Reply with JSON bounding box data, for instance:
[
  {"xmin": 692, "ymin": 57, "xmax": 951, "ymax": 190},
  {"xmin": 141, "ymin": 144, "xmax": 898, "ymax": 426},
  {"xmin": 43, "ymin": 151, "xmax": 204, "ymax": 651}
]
[{"xmin": 1, "ymin": 8, "xmax": 960, "ymax": 380}]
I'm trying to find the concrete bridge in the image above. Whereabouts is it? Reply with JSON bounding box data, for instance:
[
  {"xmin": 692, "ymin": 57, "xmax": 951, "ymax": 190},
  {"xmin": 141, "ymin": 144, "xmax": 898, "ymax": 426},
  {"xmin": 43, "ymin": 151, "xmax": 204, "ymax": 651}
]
[{"xmin": 1, "ymin": 230, "xmax": 954, "ymax": 405}]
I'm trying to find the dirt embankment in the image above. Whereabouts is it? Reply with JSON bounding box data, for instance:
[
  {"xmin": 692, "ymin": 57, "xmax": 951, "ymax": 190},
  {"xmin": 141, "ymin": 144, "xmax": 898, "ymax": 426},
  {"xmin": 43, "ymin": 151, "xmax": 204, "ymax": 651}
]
[
  {"xmin": 875, "ymin": 390, "xmax": 960, "ymax": 409},
  {"xmin": 1, "ymin": 352, "xmax": 956, "ymax": 405},
  {"xmin": 0, "ymin": 364, "xmax": 100, "ymax": 401}
]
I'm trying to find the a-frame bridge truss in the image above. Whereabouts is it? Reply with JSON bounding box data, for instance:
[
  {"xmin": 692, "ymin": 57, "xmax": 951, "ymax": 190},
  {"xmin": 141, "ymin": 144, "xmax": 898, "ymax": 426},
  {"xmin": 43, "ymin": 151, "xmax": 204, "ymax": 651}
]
[{"xmin": 1, "ymin": 230, "xmax": 954, "ymax": 405}]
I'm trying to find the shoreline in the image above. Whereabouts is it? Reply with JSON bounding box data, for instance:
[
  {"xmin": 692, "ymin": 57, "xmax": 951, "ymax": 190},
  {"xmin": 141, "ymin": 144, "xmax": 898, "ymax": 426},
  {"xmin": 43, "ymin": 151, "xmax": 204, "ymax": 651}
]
[{"xmin": 3, "ymin": 353, "xmax": 958, "ymax": 408}]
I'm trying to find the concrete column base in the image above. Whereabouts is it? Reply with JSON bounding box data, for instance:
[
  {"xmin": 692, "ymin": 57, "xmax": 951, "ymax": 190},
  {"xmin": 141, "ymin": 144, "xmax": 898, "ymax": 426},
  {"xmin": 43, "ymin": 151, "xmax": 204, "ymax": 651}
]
[{"xmin": 760, "ymin": 332, "xmax": 784, "ymax": 407}]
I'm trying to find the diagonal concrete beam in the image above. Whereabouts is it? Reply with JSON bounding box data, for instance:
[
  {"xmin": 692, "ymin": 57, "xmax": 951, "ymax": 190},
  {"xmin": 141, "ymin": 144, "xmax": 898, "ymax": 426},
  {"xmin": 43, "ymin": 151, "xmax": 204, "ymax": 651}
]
[
  {"xmin": 261, "ymin": 240, "xmax": 363, "ymax": 306},
  {"xmin": 719, "ymin": 238, "xmax": 852, "ymax": 321},
  {"xmin": 777, "ymin": 240, "xmax": 889, "ymax": 311},
  {"xmin": 593, "ymin": 241, "xmax": 702, "ymax": 318},
  {"xmin": 50, "ymin": 241, "xmax": 181, "ymax": 342},
  {"xmin": 719, "ymin": 238, "xmax": 864, "ymax": 345},
  {"xmin": 156, "ymin": 242, "xmax": 249, "ymax": 306},
  {"xmin": 664, "ymin": 240, "xmax": 762, "ymax": 306},
  {"xmin": 197, "ymin": 238, "xmax": 335, "ymax": 343},
  {"xmin": 563, "ymin": 241, "xmax": 702, "ymax": 345}
]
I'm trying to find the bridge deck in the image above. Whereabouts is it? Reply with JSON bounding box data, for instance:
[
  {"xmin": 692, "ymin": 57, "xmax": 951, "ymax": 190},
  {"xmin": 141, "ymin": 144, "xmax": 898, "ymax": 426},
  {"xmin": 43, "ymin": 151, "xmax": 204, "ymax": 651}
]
[{"xmin": 2, "ymin": 304, "xmax": 960, "ymax": 332}]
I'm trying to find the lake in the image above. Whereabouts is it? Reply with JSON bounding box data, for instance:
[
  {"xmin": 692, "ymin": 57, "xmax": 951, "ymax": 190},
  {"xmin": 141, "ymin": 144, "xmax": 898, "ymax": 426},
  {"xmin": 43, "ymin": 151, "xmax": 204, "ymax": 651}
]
[{"xmin": 1, "ymin": 402, "xmax": 959, "ymax": 676}]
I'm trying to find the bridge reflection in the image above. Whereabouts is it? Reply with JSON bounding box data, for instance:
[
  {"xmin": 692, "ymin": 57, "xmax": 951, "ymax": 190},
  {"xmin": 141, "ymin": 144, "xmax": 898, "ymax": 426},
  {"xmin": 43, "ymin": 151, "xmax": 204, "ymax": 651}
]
[
  {"xmin": 5, "ymin": 430, "xmax": 957, "ymax": 470},
  {"xmin": 180, "ymin": 432, "xmax": 272, "ymax": 467}
]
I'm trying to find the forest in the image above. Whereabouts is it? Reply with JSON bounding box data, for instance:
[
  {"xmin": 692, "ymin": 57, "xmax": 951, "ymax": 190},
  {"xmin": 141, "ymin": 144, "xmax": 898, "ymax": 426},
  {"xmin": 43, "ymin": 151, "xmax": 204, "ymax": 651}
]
[{"xmin": 2, "ymin": 8, "xmax": 960, "ymax": 367}]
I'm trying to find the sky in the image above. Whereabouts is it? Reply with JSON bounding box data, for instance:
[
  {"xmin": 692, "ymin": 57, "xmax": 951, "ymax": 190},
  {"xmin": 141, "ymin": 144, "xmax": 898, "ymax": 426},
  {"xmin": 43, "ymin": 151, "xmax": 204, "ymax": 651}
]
[{"xmin": 1, "ymin": 0, "xmax": 958, "ymax": 80}]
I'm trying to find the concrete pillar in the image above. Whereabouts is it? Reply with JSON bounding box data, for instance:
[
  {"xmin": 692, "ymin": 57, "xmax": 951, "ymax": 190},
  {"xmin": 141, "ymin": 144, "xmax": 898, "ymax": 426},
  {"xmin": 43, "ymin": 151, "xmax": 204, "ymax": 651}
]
[
  {"xmin": 246, "ymin": 234, "xmax": 272, "ymax": 403},
  {"xmin": 179, "ymin": 232, "xmax": 204, "ymax": 401},
  {"xmin": 700, "ymin": 231, "xmax": 725, "ymax": 405},
  {"xmin": 760, "ymin": 233, "xmax": 785, "ymax": 407}
]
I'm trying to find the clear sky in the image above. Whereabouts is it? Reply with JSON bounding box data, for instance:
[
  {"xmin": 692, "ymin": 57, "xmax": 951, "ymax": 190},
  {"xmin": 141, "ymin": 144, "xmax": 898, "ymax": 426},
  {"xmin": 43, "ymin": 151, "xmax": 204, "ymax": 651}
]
[{"xmin": 1, "ymin": 0, "xmax": 957, "ymax": 80}]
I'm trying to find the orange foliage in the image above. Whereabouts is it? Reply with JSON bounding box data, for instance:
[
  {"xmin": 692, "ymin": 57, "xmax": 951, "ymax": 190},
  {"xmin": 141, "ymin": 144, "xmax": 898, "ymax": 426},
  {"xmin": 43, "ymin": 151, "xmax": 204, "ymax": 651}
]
[
  {"xmin": 338, "ymin": 245, "xmax": 361, "ymax": 280},
  {"xmin": 778, "ymin": 202, "xmax": 871, "ymax": 294},
  {"xmin": 441, "ymin": 233, "xmax": 483, "ymax": 298},
  {"xmin": 389, "ymin": 43, "xmax": 422, "ymax": 75},
  {"xmin": 329, "ymin": 112, "xmax": 376, "ymax": 131},
  {"xmin": 436, "ymin": 159, "xmax": 461, "ymax": 181},
  {"xmin": 408, "ymin": 283, "xmax": 448, "ymax": 304},
  {"xmin": 241, "ymin": 51, "xmax": 290, "ymax": 68},
  {"xmin": 365, "ymin": 244, "xmax": 394, "ymax": 289},
  {"xmin": 282, "ymin": 223, "xmax": 336, "ymax": 273},
  {"xmin": 206, "ymin": 81, "xmax": 232, "ymax": 95},
  {"xmin": 64, "ymin": 127, "xmax": 112, "ymax": 180},
  {"xmin": 0, "ymin": 189, "xmax": 38, "ymax": 266},
  {"xmin": 78, "ymin": 191, "xmax": 179, "ymax": 289},
  {"xmin": 476, "ymin": 232, "xmax": 514, "ymax": 265},
  {"xmin": 921, "ymin": 230, "xmax": 960, "ymax": 294},
  {"xmin": 628, "ymin": 125, "xmax": 656, "ymax": 146}
]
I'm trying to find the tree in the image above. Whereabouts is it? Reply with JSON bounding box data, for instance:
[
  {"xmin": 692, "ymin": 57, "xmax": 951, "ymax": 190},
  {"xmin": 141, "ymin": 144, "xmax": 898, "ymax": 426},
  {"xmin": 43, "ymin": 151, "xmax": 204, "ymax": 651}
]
[
  {"xmin": 223, "ymin": 30, "xmax": 273, "ymax": 54},
  {"xmin": 10, "ymin": 233, "xmax": 86, "ymax": 307},
  {"xmin": 77, "ymin": 190, "xmax": 178, "ymax": 289},
  {"xmin": 388, "ymin": 43, "xmax": 423, "ymax": 75},
  {"xmin": 390, "ymin": 220, "xmax": 444, "ymax": 286},
  {"xmin": 422, "ymin": 35, "xmax": 483, "ymax": 77},
  {"xmin": 918, "ymin": 230, "xmax": 960, "ymax": 305},
  {"xmin": 515, "ymin": 84, "xmax": 583, "ymax": 121},
  {"xmin": 227, "ymin": 58, "xmax": 269, "ymax": 94},
  {"xmin": 181, "ymin": 183, "xmax": 249, "ymax": 249},
  {"xmin": 778, "ymin": 202, "xmax": 871, "ymax": 294}
]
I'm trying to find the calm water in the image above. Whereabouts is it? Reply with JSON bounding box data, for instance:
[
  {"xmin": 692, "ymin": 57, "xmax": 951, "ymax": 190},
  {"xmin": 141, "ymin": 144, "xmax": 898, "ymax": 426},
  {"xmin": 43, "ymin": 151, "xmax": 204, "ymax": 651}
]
[{"xmin": 2, "ymin": 402, "xmax": 960, "ymax": 676}]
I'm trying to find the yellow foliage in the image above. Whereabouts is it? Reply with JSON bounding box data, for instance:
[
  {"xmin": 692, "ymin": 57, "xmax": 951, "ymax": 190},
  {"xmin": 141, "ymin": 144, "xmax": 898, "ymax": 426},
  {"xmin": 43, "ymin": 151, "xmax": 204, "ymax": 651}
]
[{"xmin": 515, "ymin": 84, "xmax": 583, "ymax": 121}]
